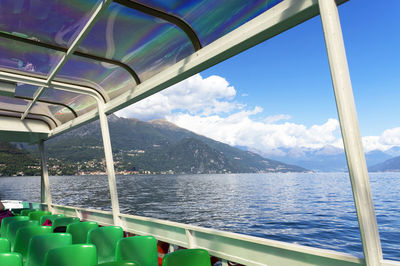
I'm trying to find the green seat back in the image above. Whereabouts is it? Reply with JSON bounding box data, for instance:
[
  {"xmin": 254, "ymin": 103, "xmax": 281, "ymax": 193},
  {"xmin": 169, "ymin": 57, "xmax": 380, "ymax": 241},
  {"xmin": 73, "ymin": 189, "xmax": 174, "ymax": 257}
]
[
  {"xmin": 13, "ymin": 226, "xmax": 53, "ymax": 262},
  {"xmin": 87, "ymin": 226, "xmax": 124, "ymax": 264},
  {"xmin": 20, "ymin": 209, "xmax": 39, "ymax": 217},
  {"xmin": 0, "ymin": 252, "xmax": 23, "ymax": 266},
  {"xmin": 11, "ymin": 208, "xmax": 30, "ymax": 215},
  {"xmin": 26, "ymin": 233, "xmax": 72, "ymax": 266},
  {"xmin": 115, "ymin": 236, "xmax": 158, "ymax": 266},
  {"xmin": 162, "ymin": 249, "xmax": 211, "ymax": 266},
  {"xmin": 1, "ymin": 216, "xmax": 29, "ymax": 238},
  {"xmin": 96, "ymin": 261, "xmax": 139, "ymax": 266},
  {"xmin": 39, "ymin": 214, "xmax": 66, "ymax": 225},
  {"xmin": 52, "ymin": 217, "xmax": 80, "ymax": 232},
  {"xmin": 0, "ymin": 237, "xmax": 10, "ymax": 252},
  {"xmin": 28, "ymin": 211, "xmax": 52, "ymax": 222},
  {"xmin": 44, "ymin": 244, "xmax": 97, "ymax": 266},
  {"xmin": 7, "ymin": 220, "xmax": 39, "ymax": 248},
  {"xmin": 66, "ymin": 221, "xmax": 98, "ymax": 244}
]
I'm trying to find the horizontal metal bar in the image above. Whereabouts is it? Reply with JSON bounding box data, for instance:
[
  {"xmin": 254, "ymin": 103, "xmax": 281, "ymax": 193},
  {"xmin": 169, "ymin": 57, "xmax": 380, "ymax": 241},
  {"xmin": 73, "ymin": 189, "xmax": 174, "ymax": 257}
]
[
  {"xmin": 0, "ymin": 31, "xmax": 141, "ymax": 85},
  {"xmin": 0, "ymin": 70, "xmax": 104, "ymax": 104},
  {"xmin": 114, "ymin": 0, "xmax": 202, "ymax": 51},
  {"xmin": 0, "ymin": 111, "xmax": 53, "ymax": 129},
  {"xmin": 0, "ymin": 108, "xmax": 58, "ymax": 127},
  {"xmin": 15, "ymin": 96, "xmax": 78, "ymax": 118},
  {"xmin": 44, "ymin": 202, "xmax": 364, "ymax": 266}
]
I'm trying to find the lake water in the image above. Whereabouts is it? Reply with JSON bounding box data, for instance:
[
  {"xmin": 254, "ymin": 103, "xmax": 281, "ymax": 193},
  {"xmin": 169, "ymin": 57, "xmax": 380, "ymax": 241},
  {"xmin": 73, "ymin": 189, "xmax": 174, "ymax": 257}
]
[{"xmin": 0, "ymin": 172, "xmax": 399, "ymax": 261}]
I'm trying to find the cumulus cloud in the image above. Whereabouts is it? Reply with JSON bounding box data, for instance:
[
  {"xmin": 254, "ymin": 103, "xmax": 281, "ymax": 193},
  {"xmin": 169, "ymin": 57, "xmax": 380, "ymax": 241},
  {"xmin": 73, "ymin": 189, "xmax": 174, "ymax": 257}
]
[
  {"xmin": 265, "ymin": 114, "xmax": 292, "ymax": 124},
  {"xmin": 362, "ymin": 127, "xmax": 400, "ymax": 152},
  {"xmin": 116, "ymin": 74, "xmax": 237, "ymax": 120},
  {"xmin": 167, "ymin": 111, "xmax": 342, "ymax": 154},
  {"xmin": 116, "ymin": 73, "xmax": 400, "ymax": 155}
]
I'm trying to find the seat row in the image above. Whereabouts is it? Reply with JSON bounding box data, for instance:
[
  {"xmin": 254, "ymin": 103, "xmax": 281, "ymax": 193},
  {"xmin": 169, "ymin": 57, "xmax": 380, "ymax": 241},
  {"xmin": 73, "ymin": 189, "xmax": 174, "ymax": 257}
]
[{"xmin": 0, "ymin": 209, "xmax": 212, "ymax": 266}]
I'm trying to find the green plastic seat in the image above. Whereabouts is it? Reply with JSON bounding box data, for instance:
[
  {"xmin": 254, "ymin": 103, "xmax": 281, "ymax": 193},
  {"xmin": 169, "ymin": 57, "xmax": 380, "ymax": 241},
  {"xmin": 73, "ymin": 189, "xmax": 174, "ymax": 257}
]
[
  {"xmin": 0, "ymin": 252, "xmax": 23, "ymax": 266},
  {"xmin": 26, "ymin": 233, "xmax": 72, "ymax": 266},
  {"xmin": 7, "ymin": 220, "xmax": 39, "ymax": 249},
  {"xmin": 87, "ymin": 226, "xmax": 124, "ymax": 264},
  {"xmin": 0, "ymin": 237, "xmax": 10, "ymax": 252},
  {"xmin": 11, "ymin": 208, "xmax": 30, "ymax": 216},
  {"xmin": 20, "ymin": 209, "xmax": 39, "ymax": 217},
  {"xmin": 1, "ymin": 216, "xmax": 29, "ymax": 238},
  {"xmin": 28, "ymin": 211, "xmax": 52, "ymax": 222},
  {"xmin": 162, "ymin": 249, "xmax": 211, "ymax": 266},
  {"xmin": 39, "ymin": 214, "xmax": 66, "ymax": 225},
  {"xmin": 43, "ymin": 244, "xmax": 97, "ymax": 266},
  {"xmin": 115, "ymin": 236, "xmax": 158, "ymax": 266},
  {"xmin": 52, "ymin": 217, "xmax": 80, "ymax": 232},
  {"xmin": 66, "ymin": 221, "xmax": 98, "ymax": 244},
  {"xmin": 96, "ymin": 261, "xmax": 139, "ymax": 266},
  {"xmin": 13, "ymin": 226, "xmax": 53, "ymax": 262}
]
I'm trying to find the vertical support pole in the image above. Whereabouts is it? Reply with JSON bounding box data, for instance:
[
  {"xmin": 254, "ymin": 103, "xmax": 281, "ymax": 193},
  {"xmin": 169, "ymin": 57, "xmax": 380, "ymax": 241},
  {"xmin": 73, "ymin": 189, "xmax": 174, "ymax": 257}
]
[
  {"xmin": 39, "ymin": 140, "xmax": 53, "ymax": 212},
  {"xmin": 318, "ymin": 0, "xmax": 382, "ymax": 265},
  {"xmin": 98, "ymin": 102, "xmax": 121, "ymax": 226}
]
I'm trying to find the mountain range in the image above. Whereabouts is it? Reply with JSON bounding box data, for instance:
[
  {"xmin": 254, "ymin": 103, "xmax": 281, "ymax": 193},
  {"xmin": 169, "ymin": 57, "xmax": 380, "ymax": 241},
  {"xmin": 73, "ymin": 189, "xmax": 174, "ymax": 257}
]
[
  {"xmin": 4, "ymin": 115, "xmax": 306, "ymax": 176},
  {"xmin": 252, "ymin": 145, "xmax": 400, "ymax": 172},
  {"xmin": 2, "ymin": 114, "xmax": 400, "ymax": 175}
]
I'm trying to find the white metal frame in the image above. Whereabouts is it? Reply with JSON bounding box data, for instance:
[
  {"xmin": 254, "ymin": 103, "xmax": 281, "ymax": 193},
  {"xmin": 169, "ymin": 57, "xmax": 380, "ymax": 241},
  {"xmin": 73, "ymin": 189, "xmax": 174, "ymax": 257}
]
[
  {"xmin": 0, "ymin": 0, "xmax": 390, "ymax": 264},
  {"xmin": 48, "ymin": 203, "xmax": 365, "ymax": 266},
  {"xmin": 318, "ymin": 0, "xmax": 382, "ymax": 265},
  {"xmin": 39, "ymin": 140, "xmax": 52, "ymax": 212}
]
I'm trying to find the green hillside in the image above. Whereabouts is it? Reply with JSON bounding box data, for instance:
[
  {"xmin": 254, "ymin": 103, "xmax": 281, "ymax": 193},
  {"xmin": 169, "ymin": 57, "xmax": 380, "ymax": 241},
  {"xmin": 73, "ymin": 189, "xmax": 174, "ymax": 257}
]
[
  {"xmin": 4, "ymin": 115, "xmax": 306, "ymax": 175},
  {"xmin": 0, "ymin": 142, "xmax": 40, "ymax": 176}
]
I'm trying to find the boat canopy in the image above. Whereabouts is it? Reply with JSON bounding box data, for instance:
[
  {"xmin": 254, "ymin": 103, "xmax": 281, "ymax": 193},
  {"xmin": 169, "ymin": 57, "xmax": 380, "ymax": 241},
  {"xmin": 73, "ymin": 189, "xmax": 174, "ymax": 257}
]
[
  {"xmin": 0, "ymin": 1, "xmax": 388, "ymax": 265},
  {"xmin": 0, "ymin": 0, "xmax": 349, "ymax": 142}
]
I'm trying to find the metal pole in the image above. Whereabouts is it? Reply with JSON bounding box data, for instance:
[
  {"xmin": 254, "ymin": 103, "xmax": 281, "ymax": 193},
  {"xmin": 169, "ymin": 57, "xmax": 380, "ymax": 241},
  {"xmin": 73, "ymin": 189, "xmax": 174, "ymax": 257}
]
[
  {"xmin": 39, "ymin": 140, "xmax": 53, "ymax": 212},
  {"xmin": 318, "ymin": 0, "xmax": 382, "ymax": 265},
  {"xmin": 98, "ymin": 102, "xmax": 121, "ymax": 226}
]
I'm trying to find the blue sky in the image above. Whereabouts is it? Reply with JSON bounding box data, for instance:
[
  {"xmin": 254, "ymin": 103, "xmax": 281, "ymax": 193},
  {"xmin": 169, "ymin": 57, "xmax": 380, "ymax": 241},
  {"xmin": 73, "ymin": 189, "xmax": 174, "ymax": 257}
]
[
  {"xmin": 117, "ymin": 0, "xmax": 400, "ymax": 156},
  {"xmin": 202, "ymin": 0, "xmax": 400, "ymax": 135}
]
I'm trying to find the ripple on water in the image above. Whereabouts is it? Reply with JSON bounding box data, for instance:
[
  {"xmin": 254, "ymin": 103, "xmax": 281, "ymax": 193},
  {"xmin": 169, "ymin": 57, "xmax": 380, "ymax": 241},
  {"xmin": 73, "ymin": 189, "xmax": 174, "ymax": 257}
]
[{"xmin": 0, "ymin": 172, "xmax": 399, "ymax": 260}]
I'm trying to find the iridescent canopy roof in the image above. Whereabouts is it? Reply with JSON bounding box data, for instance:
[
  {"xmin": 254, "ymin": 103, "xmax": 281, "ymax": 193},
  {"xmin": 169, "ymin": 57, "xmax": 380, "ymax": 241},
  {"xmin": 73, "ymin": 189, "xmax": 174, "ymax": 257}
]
[{"xmin": 0, "ymin": 0, "xmax": 346, "ymax": 142}]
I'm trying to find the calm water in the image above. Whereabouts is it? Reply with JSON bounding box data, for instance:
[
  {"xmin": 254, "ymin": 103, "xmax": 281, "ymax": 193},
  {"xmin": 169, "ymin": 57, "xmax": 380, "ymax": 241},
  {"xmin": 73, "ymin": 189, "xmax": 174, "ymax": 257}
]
[{"xmin": 0, "ymin": 172, "xmax": 399, "ymax": 261}]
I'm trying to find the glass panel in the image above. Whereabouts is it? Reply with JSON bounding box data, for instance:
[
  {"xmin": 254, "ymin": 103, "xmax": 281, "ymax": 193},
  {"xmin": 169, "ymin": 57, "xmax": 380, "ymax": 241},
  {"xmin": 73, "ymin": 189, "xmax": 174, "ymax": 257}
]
[
  {"xmin": 0, "ymin": 0, "xmax": 100, "ymax": 48},
  {"xmin": 0, "ymin": 95, "xmax": 74, "ymax": 124},
  {"xmin": 41, "ymin": 88, "xmax": 95, "ymax": 117},
  {"xmin": 133, "ymin": 0, "xmax": 283, "ymax": 46},
  {"xmin": 78, "ymin": 2, "xmax": 194, "ymax": 81},
  {"xmin": 14, "ymin": 84, "xmax": 95, "ymax": 117},
  {"xmin": 0, "ymin": 37, "xmax": 63, "ymax": 76},
  {"xmin": 56, "ymin": 55, "xmax": 136, "ymax": 100}
]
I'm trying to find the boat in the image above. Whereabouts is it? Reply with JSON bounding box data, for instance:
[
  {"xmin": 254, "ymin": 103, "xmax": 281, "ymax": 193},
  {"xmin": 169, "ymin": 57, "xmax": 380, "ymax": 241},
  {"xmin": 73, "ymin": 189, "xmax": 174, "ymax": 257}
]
[{"xmin": 0, "ymin": 0, "xmax": 397, "ymax": 265}]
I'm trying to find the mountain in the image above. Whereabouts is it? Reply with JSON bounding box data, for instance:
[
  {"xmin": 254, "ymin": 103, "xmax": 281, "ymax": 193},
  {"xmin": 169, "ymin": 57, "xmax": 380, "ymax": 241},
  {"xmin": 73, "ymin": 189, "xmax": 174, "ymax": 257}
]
[
  {"xmin": 263, "ymin": 146, "xmax": 394, "ymax": 172},
  {"xmin": 20, "ymin": 115, "xmax": 306, "ymax": 175},
  {"xmin": 0, "ymin": 142, "xmax": 40, "ymax": 176},
  {"xmin": 369, "ymin": 156, "xmax": 400, "ymax": 172}
]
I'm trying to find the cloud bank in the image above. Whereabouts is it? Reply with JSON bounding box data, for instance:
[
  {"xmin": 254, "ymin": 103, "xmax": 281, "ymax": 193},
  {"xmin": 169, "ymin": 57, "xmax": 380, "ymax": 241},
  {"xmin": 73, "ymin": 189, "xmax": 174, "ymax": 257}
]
[{"xmin": 116, "ymin": 74, "xmax": 400, "ymax": 155}]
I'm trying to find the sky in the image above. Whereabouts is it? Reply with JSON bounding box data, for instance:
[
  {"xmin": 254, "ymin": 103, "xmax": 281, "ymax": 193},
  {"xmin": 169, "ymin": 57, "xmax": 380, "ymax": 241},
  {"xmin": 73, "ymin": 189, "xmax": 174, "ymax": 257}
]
[{"xmin": 116, "ymin": 0, "xmax": 400, "ymax": 156}]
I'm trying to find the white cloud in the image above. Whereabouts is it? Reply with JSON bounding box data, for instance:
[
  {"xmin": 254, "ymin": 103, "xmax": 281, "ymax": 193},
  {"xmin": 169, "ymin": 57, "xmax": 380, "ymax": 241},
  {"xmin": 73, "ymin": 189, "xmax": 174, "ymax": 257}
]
[
  {"xmin": 265, "ymin": 114, "xmax": 292, "ymax": 124},
  {"xmin": 167, "ymin": 111, "xmax": 341, "ymax": 154},
  {"xmin": 116, "ymin": 74, "xmax": 237, "ymax": 120},
  {"xmin": 116, "ymin": 73, "xmax": 400, "ymax": 156},
  {"xmin": 362, "ymin": 127, "xmax": 400, "ymax": 152}
]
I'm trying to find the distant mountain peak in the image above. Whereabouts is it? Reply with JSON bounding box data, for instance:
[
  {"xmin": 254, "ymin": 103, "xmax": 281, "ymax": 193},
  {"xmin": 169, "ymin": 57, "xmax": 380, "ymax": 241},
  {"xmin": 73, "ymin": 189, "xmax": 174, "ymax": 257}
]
[{"xmin": 148, "ymin": 119, "xmax": 180, "ymax": 129}]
